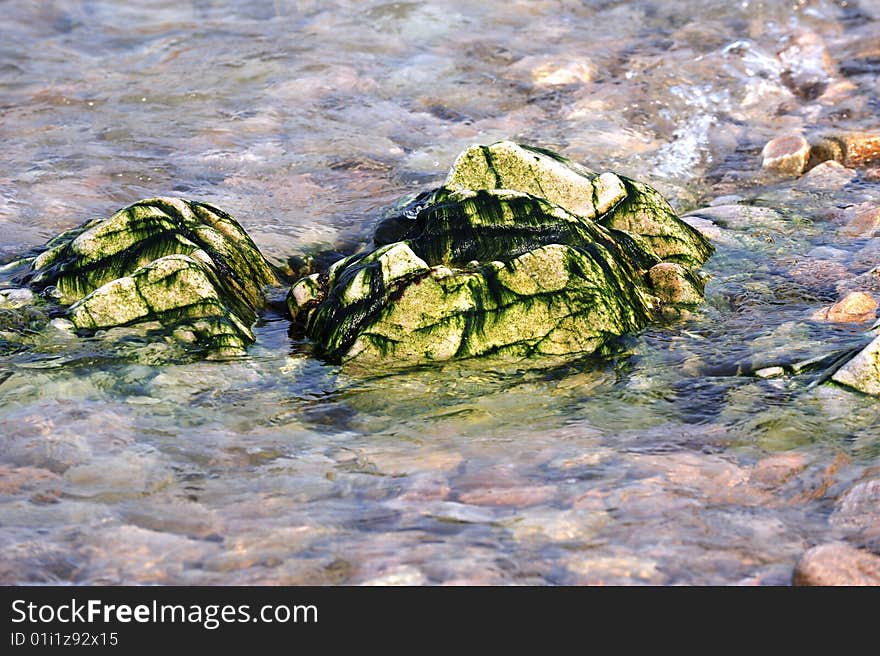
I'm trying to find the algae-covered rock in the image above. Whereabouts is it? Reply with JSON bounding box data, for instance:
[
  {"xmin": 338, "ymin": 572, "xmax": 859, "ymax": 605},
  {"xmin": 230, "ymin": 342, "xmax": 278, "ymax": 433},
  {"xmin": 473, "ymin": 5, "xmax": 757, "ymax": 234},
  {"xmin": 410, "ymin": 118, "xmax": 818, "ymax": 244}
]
[
  {"xmin": 442, "ymin": 140, "xmax": 712, "ymax": 266},
  {"xmin": 290, "ymin": 141, "xmax": 713, "ymax": 365},
  {"xmin": 831, "ymin": 333, "xmax": 880, "ymax": 395},
  {"xmin": 11, "ymin": 198, "xmax": 277, "ymax": 356}
]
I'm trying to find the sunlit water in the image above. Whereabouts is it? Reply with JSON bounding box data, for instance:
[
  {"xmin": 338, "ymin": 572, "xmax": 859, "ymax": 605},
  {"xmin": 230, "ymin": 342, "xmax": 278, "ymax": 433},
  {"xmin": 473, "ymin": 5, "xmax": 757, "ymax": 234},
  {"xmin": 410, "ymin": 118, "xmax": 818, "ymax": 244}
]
[{"xmin": 1, "ymin": 0, "xmax": 879, "ymax": 584}]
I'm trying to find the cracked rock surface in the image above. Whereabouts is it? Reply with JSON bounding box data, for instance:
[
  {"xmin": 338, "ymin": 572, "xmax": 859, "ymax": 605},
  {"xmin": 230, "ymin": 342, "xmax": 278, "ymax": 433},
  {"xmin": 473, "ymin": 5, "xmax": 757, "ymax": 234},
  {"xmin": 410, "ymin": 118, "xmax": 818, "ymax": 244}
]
[
  {"xmin": 7, "ymin": 197, "xmax": 278, "ymax": 357},
  {"xmin": 289, "ymin": 141, "xmax": 713, "ymax": 366}
]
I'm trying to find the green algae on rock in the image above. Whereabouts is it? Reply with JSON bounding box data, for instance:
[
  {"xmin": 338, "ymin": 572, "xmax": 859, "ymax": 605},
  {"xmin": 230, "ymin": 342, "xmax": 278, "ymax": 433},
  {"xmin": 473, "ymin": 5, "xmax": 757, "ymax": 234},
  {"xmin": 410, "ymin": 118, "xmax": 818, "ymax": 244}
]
[
  {"xmin": 289, "ymin": 142, "xmax": 714, "ymax": 365},
  {"xmin": 13, "ymin": 198, "xmax": 278, "ymax": 356},
  {"xmin": 831, "ymin": 333, "xmax": 880, "ymax": 396}
]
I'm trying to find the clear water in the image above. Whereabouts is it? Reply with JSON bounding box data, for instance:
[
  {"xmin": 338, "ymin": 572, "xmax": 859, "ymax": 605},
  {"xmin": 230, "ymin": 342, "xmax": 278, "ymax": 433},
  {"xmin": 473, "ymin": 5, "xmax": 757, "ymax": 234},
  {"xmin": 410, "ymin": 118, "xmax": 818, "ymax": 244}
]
[{"xmin": 1, "ymin": 0, "xmax": 879, "ymax": 584}]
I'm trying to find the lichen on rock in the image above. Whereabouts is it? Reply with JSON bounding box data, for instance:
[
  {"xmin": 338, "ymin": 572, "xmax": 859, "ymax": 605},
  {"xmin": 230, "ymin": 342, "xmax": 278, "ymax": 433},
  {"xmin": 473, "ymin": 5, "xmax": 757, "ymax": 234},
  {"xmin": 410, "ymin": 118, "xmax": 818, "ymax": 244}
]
[
  {"xmin": 10, "ymin": 197, "xmax": 278, "ymax": 357},
  {"xmin": 289, "ymin": 141, "xmax": 713, "ymax": 366}
]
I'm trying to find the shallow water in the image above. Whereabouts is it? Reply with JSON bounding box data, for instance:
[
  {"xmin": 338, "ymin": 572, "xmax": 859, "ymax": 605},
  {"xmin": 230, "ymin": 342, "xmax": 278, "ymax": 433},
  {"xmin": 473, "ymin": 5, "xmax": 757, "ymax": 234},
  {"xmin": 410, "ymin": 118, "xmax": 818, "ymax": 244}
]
[{"xmin": 1, "ymin": 0, "xmax": 879, "ymax": 584}]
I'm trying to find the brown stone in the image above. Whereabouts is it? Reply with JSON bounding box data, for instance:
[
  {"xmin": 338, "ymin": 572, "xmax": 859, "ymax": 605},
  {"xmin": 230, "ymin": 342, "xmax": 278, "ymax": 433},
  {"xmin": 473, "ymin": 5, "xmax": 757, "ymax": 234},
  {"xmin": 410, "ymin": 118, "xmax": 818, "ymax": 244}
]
[
  {"xmin": 838, "ymin": 203, "xmax": 880, "ymax": 238},
  {"xmin": 458, "ymin": 485, "xmax": 557, "ymax": 507},
  {"xmin": 0, "ymin": 465, "xmax": 60, "ymax": 494},
  {"xmin": 812, "ymin": 291, "xmax": 878, "ymax": 323},
  {"xmin": 831, "ymin": 478, "xmax": 880, "ymax": 550},
  {"xmin": 810, "ymin": 133, "xmax": 880, "ymax": 169},
  {"xmin": 648, "ymin": 262, "xmax": 705, "ymax": 305},
  {"xmin": 839, "ymin": 133, "xmax": 880, "ymax": 168},
  {"xmin": 762, "ymin": 135, "xmax": 810, "ymax": 175},
  {"xmin": 793, "ymin": 543, "xmax": 880, "ymax": 586},
  {"xmin": 749, "ymin": 452, "xmax": 810, "ymax": 488},
  {"xmin": 788, "ymin": 259, "xmax": 850, "ymax": 287},
  {"xmin": 798, "ymin": 160, "xmax": 857, "ymax": 189}
]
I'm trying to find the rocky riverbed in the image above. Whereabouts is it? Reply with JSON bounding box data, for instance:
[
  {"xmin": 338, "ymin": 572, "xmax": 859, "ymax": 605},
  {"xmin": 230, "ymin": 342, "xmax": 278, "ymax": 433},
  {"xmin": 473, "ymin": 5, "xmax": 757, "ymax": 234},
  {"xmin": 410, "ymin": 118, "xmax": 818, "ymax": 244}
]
[{"xmin": 1, "ymin": 0, "xmax": 879, "ymax": 585}]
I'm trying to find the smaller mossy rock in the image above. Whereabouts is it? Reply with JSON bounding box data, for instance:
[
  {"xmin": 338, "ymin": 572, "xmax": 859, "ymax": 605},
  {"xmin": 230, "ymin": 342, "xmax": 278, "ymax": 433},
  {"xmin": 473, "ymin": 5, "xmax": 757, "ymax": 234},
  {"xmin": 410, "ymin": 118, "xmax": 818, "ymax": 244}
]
[{"xmin": 15, "ymin": 198, "xmax": 278, "ymax": 356}]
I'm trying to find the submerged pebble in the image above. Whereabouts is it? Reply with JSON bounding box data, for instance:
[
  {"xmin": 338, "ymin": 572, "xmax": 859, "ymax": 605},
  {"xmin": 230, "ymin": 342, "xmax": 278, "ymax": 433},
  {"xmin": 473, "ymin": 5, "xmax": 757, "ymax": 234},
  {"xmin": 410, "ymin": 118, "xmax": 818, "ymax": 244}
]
[{"xmin": 793, "ymin": 543, "xmax": 880, "ymax": 586}]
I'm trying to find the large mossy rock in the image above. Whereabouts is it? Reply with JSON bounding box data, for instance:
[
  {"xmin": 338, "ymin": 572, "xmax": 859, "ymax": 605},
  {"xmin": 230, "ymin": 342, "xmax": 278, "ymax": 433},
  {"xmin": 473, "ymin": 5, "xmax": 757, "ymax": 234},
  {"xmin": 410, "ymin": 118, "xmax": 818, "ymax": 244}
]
[
  {"xmin": 12, "ymin": 197, "xmax": 277, "ymax": 356},
  {"xmin": 289, "ymin": 141, "xmax": 713, "ymax": 366}
]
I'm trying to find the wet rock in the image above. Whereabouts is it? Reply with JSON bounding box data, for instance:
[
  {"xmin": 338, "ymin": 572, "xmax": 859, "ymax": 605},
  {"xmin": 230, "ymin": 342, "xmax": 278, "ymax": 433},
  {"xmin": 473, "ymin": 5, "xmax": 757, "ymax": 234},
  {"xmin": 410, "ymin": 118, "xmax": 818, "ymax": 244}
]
[
  {"xmin": 78, "ymin": 525, "xmax": 221, "ymax": 584},
  {"xmin": 788, "ymin": 260, "xmax": 851, "ymax": 292},
  {"xmin": 505, "ymin": 508, "xmax": 608, "ymax": 543},
  {"xmin": 812, "ymin": 291, "xmax": 877, "ymax": 324},
  {"xmin": 830, "ymin": 478, "xmax": 880, "ymax": 550},
  {"xmin": 458, "ymin": 484, "xmax": 557, "ymax": 507},
  {"xmin": 0, "ymin": 288, "xmax": 33, "ymax": 309},
  {"xmin": 566, "ymin": 553, "xmax": 666, "ymax": 585},
  {"xmin": 648, "ymin": 262, "xmax": 706, "ymax": 306},
  {"xmin": 510, "ymin": 55, "xmax": 595, "ymax": 87},
  {"xmin": 0, "ymin": 465, "xmax": 61, "ymax": 494},
  {"xmin": 809, "ymin": 133, "xmax": 880, "ymax": 169},
  {"xmin": 629, "ymin": 451, "xmax": 769, "ymax": 506},
  {"xmin": 683, "ymin": 204, "xmax": 785, "ymax": 231},
  {"xmin": 797, "ymin": 161, "xmax": 857, "ymax": 190},
  {"xmin": 851, "ymin": 240, "xmax": 880, "ymax": 273},
  {"xmin": 806, "ymin": 246, "xmax": 848, "ymax": 261},
  {"xmin": 362, "ymin": 448, "xmax": 463, "ymax": 477},
  {"xmin": 777, "ymin": 31, "xmax": 834, "ymax": 101},
  {"xmin": 420, "ymin": 501, "xmax": 499, "ymax": 524},
  {"xmin": 793, "ymin": 543, "xmax": 880, "ymax": 586},
  {"xmin": 838, "ymin": 203, "xmax": 880, "ymax": 239},
  {"xmin": 12, "ymin": 198, "xmax": 278, "ymax": 357},
  {"xmin": 360, "ymin": 565, "xmax": 427, "ymax": 586},
  {"xmin": 761, "ymin": 135, "xmax": 810, "ymax": 176},
  {"xmin": 289, "ymin": 141, "xmax": 712, "ymax": 366},
  {"xmin": 832, "ymin": 335, "xmax": 880, "ymax": 395},
  {"xmin": 63, "ymin": 449, "xmax": 176, "ymax": 502},
  {"xmin": 748, "ymin": 452, "xmax": 810, "ymax": 489}
]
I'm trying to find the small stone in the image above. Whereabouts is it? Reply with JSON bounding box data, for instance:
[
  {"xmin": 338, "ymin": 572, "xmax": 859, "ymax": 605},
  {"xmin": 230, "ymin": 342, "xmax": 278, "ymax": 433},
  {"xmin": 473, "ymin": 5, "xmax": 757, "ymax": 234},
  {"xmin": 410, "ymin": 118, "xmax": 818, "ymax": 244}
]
[
  {"xmin": 566, "ymin": 554, "xmax": 666, "ymax": 585},
  {"xmin": 810, "ymin": 133, "xmax": 880, "ymax": 169},
  {"xmin": 777, "ymin": 31, "xmax": 834, "ymax": 100},
  {"xmin": 458, "ymin": 484, "xmax": 557, "ymax": 507},
  {"xmin": 788, "ymin": 259, "xmax": 850, "ymax": 288},
  {"xmin": 0, "ymin": 288, "xmax": 33, "ymax": 309},
  {"xmin": 793, "ymin": 543, "xmax": 880, "ymax": 586},
  {"xmin": 683, "ymin": 204, "xmax": 785, "ymax": 231},
  {"xmin": 812, "ymin": 291, "xmax": 878, "ymax": 324},
  {"xmin": 509, "ymin": 55, "xmax": 595, "ymax": 87},
  {"xmin": 798, "ymin": 160, "xmax": 857, "ymax": 190},
  {"xmin": 360, "ymin": 566, "xmax": 427, "ymax": 586},
  {"xmin": 754, "ymin": 366, "xmax": 785, "ymax": 379},
  {"xmin": 505, "ymin": 509, "xmax": 608, "ymax": 542},
  {"xmin": 530, "ymin": 60, "xmax": 595, "ymax": 86},
  {"xmin": 648, "ymin": 262, "xmax": 705, "ymax": 305},
  {"xmin": 838, "ymin": 203, "xmax": 880, "ymax": 238},
  {"xmin": 761, "ymin": 135, "xmax": 810, "ymax": 176},
  {"xmin": 806, "ymin": 246, "xmax": 848, "ymax": 260},
  {"xmin": 0, "ymin": 465, "xmax": 61, "ymax": 494},
  {"xmin": 837, "ymin": 133, "xmax": 880, "ymax": 168},
  {"xmin": 48, "ymin": 318, "xmax": 76, "ymax": 333},
  {"xmin": 363, "ymin": 448, "xmax": 463, "ymax": 477},
  {"xmin": 749, "ymin": 452, "xmax": 809, "ymax": 488},
  {"xmin": 830, "ymin": 478, "xmax": 880, "ymax": 549}
]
